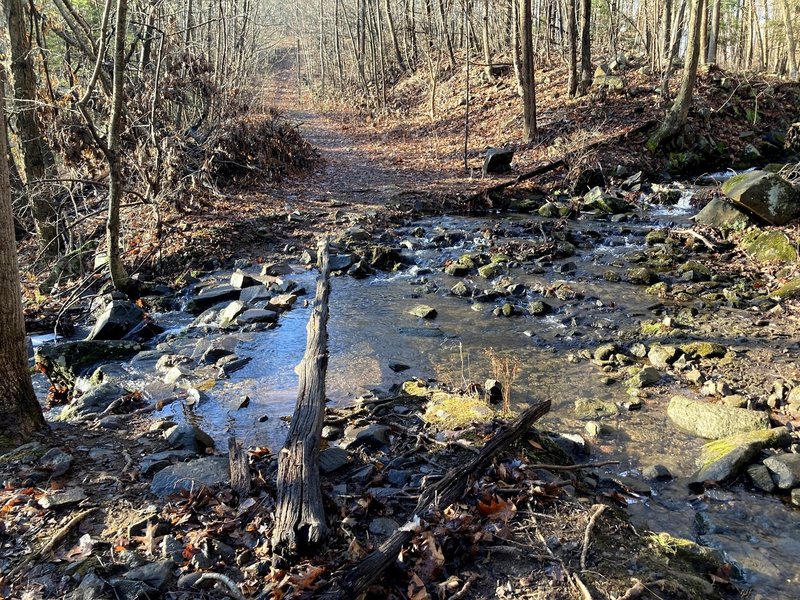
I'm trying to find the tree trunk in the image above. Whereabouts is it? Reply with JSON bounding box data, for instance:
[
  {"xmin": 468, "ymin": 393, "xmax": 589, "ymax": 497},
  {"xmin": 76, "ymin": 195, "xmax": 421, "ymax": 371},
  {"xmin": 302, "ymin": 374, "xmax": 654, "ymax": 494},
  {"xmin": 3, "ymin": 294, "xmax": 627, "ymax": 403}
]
[
  {"xmin": 384, "ymin": 0, "xmax": 405, "ymax": 69},
  {"xmin": 7, "ymin": 0, "xmax": 59, "ymax": 257},
  {"xmin": 566, "ymin": 0, "xmax": 578, "ymax": 96},
  {"xmin": 699, "ymin": 0, "xmax": 709, "ymax": 64},
  {"xmin": 783, "ymin": 0, "xmax": 798, "ymax": 80},
  {"xmin": 707, "ymin": 0, "xmax": 720, "ymax": 64},
  {"xmin": 107, "ymin": 0, "xmax": 131, "ymax": 292},
  {"xmin": 577, "ymin": 0, "xmax": 592, "ymax": 95},
  {"xmin": 648, "ymin": 0, "xmax": 706, "ymax": 150},
  {"xmin": 519, "ymin": 0, "xmax": 537, "ymax": 141},
  {"xmin": 661, "ymin": 0, "xmax": 673, "ymax": 69},
  {"xmin": 0, "ymin": 68, "xmax": 47, "ymax": 450},
  {"xmin": 482, "ymin": 0, "xmax": 494, "ymax": 78},
  {"xmin": 271, "ymin": 240, "xmax": 331, "ymax": 556}
]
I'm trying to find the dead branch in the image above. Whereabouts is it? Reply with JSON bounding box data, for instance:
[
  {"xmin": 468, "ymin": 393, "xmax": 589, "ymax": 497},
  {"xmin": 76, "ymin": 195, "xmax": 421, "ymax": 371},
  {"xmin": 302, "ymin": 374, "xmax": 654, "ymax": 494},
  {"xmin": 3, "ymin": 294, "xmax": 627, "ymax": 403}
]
[{"xmin": 580, "ymin": 503, "xmax": 608, "ymax": 569}]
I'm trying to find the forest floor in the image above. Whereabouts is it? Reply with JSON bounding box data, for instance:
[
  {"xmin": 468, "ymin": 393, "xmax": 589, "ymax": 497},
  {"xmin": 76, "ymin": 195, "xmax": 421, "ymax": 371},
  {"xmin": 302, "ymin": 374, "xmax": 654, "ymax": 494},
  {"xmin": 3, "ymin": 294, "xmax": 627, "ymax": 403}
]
[{"xmin": 4, "ymin": 56, "xmax": 800, "ymax": 600}]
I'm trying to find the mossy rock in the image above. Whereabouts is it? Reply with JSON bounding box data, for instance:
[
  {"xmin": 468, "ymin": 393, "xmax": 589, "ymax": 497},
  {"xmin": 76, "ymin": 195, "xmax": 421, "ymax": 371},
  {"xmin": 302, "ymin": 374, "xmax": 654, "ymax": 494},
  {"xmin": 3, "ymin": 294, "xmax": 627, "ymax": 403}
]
[
  {"xmin": 640, "ymin": 320, "xmax": 673, "ymax": 337},
  {"xmin": 35, "ymin": 340, "xmax": 144, "ymax": 388},
  {"xmin": 742, "ymin": 230, "xmax": 798, "ymax": 264},
  {"xmin": 626, "ymin": 267, "xmax": 659, "ymax": 285},
  {"xmin": 477, "ymin": 263, "xmax": 502, "ymax": 279},
  {"xmin": 648, "ymin": 533, "xmax": 726, "ymax": 574},
  {"xmin": 771, "ymin": 278, "xmax": 800, "ymax": 300},
  {"xmin": 574, "ymin": 398, "xmax": 619, "ymax": 419},
  {"xmin": 721, "ymin": 170, "xmax": 800, "ymax": 225},
  {"xmin": 680, "ymin": 341, "xmax": 727, "ymax": 359},
  {"xmin": 401, "ymin": 380, "xmax": 429, "ymax": 397},
  {"xmin": 423, "ymin": 392, "xmax": 496, "ymax": 429},
  {"xmin": 691, "ymin": 427, "xmax": 792, "ymax": 486},
  {"xmin": 490, "ymin": 253, "xmax": 512, "ymax": 264}
]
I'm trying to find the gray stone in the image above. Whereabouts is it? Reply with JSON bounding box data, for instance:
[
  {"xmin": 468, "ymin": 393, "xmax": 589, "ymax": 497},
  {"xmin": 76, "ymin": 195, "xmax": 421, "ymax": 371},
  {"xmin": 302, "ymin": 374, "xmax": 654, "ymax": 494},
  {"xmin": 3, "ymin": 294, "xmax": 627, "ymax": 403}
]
[
  {"xmin": 261, "ymin": 261, "xmax": 293, "ymax": 276},
  {"xmin": 668, "ymin": 396, "xmax": 770, "ymax": 439},
  {"xmin": 87, "ymin": 300, "xmax": 144, "ymax": 341},
  {"xmin": 626, "ymin": 366, "xmax": 661, "ymax": 388},
  {"xmin": 607, "ymin": 474, "xmax": 651, "ymax": 495},
  {"xmin": 219, "ymin": 300, "xmax": 246, "ymax": 328},
  {"xmin": 125, "ymin": 560, "xmax": 174, "ymax": 589},
  {"xmin": 164, "ymin": 424, "xmax": 215, "ymax": 453},
  {"xmin": 483, "ymin": 148, "xmax": 514, "ymax": 175},
  {"xmin": 139, "ymin": 450, "xmax": 196, "ymax": 475},
  {"xmin": 329, "ymin": 254, "xmax": 355, "ymax": 271},
  {"xmin": 721, "ymin": 170, "xmax": 800, "ymax": 225},
  {"xmin": 230, "ymin": 270, "xmax": 258, "ymax": 289},
  {"xmin": 61, "ymin": 383, "xmax": 125, "ymax": 420},
  {"xmin": 161, "ymin": 535, "xmax": 184, "ymax": 562},
  {"xmin": 151, "ymin": 457, "xmax": 229, "ymax": 497},
  {"xmin": 691, "ymin": 428, "xmax": 791, "ymax": 487},
  {"xmin": 747, "ymin": 463, "xmax": 776, "ymax": 492},
  {"xmin": 98, "ymin": 415, "xmax": 123, "ymax": 429},
  {"xmin": 647, "ymin": 345, "xmax": 680, "ymax": 369},
  {"xmin": 187, "ymin": 284, "xmax": 240, "ymax": 314},
  {"xmin": 39, "ymin": 447, "xmax": 73, "ymax": 477},
  {"xmin": 546, "ymin": 432, "xmax": 589, "ymax": 458},
  {"xmin": 38, "ymin": 487, "xmax": 87, "ymax": 509},
  {"xmin": 239, "ymin": 284, "xmax": 271, "ymax": 305},
  {"xmin": 236, "ymin": 308, "xmax": 278, "ymax": 325},
  {"xmin": 369, "ymin": 517, "xmax": 400, "ymax": 536},
  {"xmin": 451, "ymin": 281, "xmax": 471, "ymax": 297},
  {"xmin": 344, "ymin": 424, "xmax": 391, "ymax": 448},
  {"xmin": 321, "ymin": 425, "xmax": 343, "ymax": 440},
  {"xmin": 267, "ymin": 294, "xmax": 298, "ymax": 310},
  {"xmin": 319, "ymin": 447, "xmax": 351, "ymax": 474},
  {"xmin": 386, "ymin": 469, "xmax": 412, "ymax": 486},
  {"xmin": 694, "ymin": 197, "xmax": 754, "ymax": 229},
  {"xmin": 763, "ymin": 453, "xmax": 800, "ymax": 489}
]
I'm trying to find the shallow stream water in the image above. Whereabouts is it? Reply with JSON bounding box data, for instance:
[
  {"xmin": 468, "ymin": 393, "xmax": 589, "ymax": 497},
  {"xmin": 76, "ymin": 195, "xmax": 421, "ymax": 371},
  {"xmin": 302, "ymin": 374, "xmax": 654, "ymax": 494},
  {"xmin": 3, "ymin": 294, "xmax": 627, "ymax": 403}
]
[{"xmin": 40, "ymin": 194, "xmax": 800, "ymax": 597}]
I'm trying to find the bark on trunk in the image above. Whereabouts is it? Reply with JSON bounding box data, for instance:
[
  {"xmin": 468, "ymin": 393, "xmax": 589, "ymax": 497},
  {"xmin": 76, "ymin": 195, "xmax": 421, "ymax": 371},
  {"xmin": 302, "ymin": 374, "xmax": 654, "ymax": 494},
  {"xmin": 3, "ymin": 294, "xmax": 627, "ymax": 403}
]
[
  {"xmin": 519, "ymin": 0, "xmax": 537, "ymax": 142},
  {"xmin": 577, "ymin": 0, "xmax": 592, "ymax": 95},
  {"xmin": 7, "ymin": 0, "xmax": 59, "ymax": 256},
  {"xmin": 783, "ymin": 0, "xmax": 798, "ymax": 80},
  {"xmin": 648, "ymin": 0, "xmax": 706, "ymax": 150},
  {"xmin": 0, "ymin": 69, "xmax": 47, "ymax": 449},
  {"xmin": 271, "ymin": 240, "xmax": 332, "ymax": 556},
  {"xmin": 566, "ymin": 0, "xmax": 578, "ymax": 96}
]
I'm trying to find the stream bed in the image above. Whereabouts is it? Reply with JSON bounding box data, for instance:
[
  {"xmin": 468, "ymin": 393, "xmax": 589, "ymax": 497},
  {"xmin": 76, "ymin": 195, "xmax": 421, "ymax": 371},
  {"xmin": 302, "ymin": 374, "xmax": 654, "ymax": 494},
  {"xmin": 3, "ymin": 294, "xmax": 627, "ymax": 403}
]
[{"xmin": 39, "ymin": 193, "xmax": 800, "ymax": 597}]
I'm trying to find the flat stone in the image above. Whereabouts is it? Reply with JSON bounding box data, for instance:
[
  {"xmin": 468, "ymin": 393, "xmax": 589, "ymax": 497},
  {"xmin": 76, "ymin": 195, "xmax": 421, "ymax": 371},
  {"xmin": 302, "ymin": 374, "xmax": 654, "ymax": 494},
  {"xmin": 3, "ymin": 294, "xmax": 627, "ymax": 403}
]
[
  {"xmin": 125, "ymin": 560, "xmax": 174, "ymax": 589},
  {"xmin": 39, "ymin": 447, "xmax": 73, "ymax": 477},
  {"xmin": 139, "ymin": 450, "xmax": 196, "ymax": 475},
  {"xmin": 239, "ymin": 284, "xmax": 272, "ymax": 305},
  {"xmin": 218, "ymin": 301, "xmax": 245, "ymax": 328},
  {"xmin": 409, "ymin": 304, "xmax": 437, "ymax": 319},
  {"xmin": 38, "ymin": 487, "xmax": 87, "ymax": 509},
  {"xmin": 236, "ymin": 308, "xmax": 278, "ymax": 325},
  {"xmin": 230, "ymin": 270, "xmax": 258, "ymax": 289},
  {"xmin": 574, "ymin": 398, "xmax": 618, "ymax": 419},
  {"xmin": 344, "ymin": 424, "xmax": 391, "ymax": 448},
  {"xmin": 763, "ymin": 453, "xmax": 800, "ymax": 489},
  {"xmin": 150, "ymin": 457, "xmax": 229, "ymax": 497},
  {"xmin": 87, "ymin": 300, "xmax": 144, "ymax": 341},
  {"xmin": 386, "ymin": 469, "xmax": 412, "ymax": 486},
  {"xmin": 607, "ymin": 474, "xmax": 651, "ymax": 495},
  {"xmin": 668, "ymin": 396, "xmax": 770, "ymax": 439},
  {"xmin": 329, "ymin": 255, "xmax": 355, "ymax": 271},
  {"xmin": 61, "ymin": 383, "xmax": 125, "ymax": 420},
  {"xmin": 187, "ymin": 284, "xmax": 240, "ymax": 314},
  {"xmin": 164, "ymin": 424, "xmax": 215, "ymax": 453},
  {"xmin": 319, "ymin": 447, "xmax": 351, "ymax": 474},
  {"xmin": 267, "ymin": 294, "xmax": 298, "ymax": 310}
]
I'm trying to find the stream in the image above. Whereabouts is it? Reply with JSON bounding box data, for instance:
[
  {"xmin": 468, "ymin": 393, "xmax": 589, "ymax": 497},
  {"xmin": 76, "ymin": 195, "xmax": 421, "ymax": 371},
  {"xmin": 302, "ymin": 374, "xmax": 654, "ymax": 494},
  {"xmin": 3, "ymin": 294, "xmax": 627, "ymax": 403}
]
[{"xmin": 37, "ymin": 185, "xmax": 800, "ymax": 597}]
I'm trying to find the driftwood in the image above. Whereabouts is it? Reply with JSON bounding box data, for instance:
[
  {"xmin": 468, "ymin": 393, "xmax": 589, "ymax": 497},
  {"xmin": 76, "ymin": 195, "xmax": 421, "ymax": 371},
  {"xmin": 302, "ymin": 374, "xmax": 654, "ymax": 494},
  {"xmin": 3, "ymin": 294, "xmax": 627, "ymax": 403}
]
[
  {"xmin": 468, "ymin": 120, "xmax": 657, "ymax": 202},
  {"xmin": 321, "ymin": 398, "xmax": 551, "ymax": 598},
  {"xmin": 271, "ymin": 239, "xmax": 331, "ymax": 556}
]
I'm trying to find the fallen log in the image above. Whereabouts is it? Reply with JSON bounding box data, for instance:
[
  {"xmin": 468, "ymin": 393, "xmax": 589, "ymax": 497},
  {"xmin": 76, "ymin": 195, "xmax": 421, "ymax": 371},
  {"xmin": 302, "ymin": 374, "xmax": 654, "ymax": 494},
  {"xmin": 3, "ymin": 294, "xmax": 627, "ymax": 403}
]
[
  {"xmin": 321, "ymin": 398, "xmax": 551, "ymax": 598},
  {"xmin": 467, "ymin": 120, "xmax": 657, "ymax": 202},
  {"xmin": 271, "ymin": 239, "xmax": 331, "ymax": 557}
]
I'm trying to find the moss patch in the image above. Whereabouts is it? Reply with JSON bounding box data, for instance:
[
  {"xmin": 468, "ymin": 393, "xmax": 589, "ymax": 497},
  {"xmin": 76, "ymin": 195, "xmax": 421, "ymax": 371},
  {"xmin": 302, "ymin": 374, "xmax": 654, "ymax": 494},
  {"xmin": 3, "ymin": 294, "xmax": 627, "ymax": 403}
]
[{"xmin": 423, "ymin": 392, "xmax": 496, "ymax": 429}]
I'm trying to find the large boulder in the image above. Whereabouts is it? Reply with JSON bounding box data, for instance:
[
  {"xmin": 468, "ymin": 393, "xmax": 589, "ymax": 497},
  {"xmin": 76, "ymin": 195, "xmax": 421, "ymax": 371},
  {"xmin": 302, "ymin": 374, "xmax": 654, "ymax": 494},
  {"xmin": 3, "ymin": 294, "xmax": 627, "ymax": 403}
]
[
  {"xmin": 87, "ymin": 300, "xmax": 144, "ymax": 341},
  {"xmin": 693, "ymin": 197, "xmax": 754, "ymax": 229},
  {"xmin": 36, "ymin": 340, "xmax": 143, "ymax": 387},
  {"xmin": 667, "ymin": 395, "xmax": 770, "ymax": 439},
  {"xmin": 483, "ymin": 148, "xmax": 514, "ymax": 176},
  {"xmin": 689, "ymin": 428, "xmax": 792, "ymax": 489},
  {"xmin": 742, "ymin": 230, "xmax": 798, "ymax": 264},
  {"xmin": 720, "ymin": 170, "xmax": 800, "ymax": 225}
]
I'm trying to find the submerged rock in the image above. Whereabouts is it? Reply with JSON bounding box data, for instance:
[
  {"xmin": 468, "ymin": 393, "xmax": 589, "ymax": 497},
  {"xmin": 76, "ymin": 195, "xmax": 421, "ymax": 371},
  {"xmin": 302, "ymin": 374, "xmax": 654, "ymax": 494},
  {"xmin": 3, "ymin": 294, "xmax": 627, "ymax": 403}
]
[
  {"xmin": 574, "ymin": 398, "xmax": 618, "ymax": 419},
  {"xmin": 667, "ymin": 395, "xmax": 770, "ymax": 439},
  {"xmin": 721, "ymin": 170, "xmax": 800, "ymax": 225},
  {"xmin": 690, "ymin": 428, "xmax": 791, "ymax": 488}
]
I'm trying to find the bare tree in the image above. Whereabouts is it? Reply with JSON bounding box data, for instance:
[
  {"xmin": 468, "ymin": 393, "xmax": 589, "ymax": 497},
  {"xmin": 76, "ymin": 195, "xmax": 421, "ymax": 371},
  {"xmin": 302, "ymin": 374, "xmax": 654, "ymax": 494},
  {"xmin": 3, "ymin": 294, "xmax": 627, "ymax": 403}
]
[
  {"xmin": 577, "ymin": 0, "xmax": 592, "ymax": 95},
  {"xmin": 519, "ymin": 0, "xmax": 537, "ymax": 141},
  {"xmin": 0, "ymin": 68, "xmax": 47, "ymax": 448},
  {"xmin": 783, "ymin": 0, "xmax": 799, "ymax": 80}
]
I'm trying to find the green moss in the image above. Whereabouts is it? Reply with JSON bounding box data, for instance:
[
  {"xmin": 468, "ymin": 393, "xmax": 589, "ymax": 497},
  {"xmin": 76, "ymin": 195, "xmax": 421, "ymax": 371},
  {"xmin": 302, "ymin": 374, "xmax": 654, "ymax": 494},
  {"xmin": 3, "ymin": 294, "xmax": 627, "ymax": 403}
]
[
  {"xmin": 771, "ymin": 278, "xmax": 800, "ymax": 300},
  {"xmin": 401, "ymin": 380, "xmax": 429, "ymax": 397},
  {"xmin": 699, "ymin": 428, "xmax": 790, "ymax": 470},
  {"xmin": 422, "ymin": 391, "xmax": 497, "ymax": 429},
  {"xmin": 743, "ymin": 231, "xmax": 798, "ymax": 264},
  {"xmin": 680, "ymin": 341, "xmax": 727, "ymax": 358}
]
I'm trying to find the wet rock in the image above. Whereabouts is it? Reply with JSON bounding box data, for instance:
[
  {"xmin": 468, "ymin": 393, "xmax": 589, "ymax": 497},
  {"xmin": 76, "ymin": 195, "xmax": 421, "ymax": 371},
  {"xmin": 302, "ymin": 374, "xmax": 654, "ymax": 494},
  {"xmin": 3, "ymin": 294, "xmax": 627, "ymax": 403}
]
[
  {"xmin": 36, "ymin": 340, "xmax": 143, "ymax": 387},
  {"xmin": 369, "ymin": 517, "xmax": 400, "ymax": 536},
  {"xmin": 680, "ymin": 341, "xmax": 727, "ymax": 359},
  {"xmin": 87, "ymin": 300, "xmax": 144, "ymax": 341},
  {"xmin": 151, "ymin": 457, "xmax": 229, "ymax": 497},
  {"xmin": 603, "ymin": 269, "xmax": 621, "ymax": 282},
  {"xmin": 583, "ymin": 186, "xmax": 629, "ymax": 213},
  {"xmin": 38, "ymin": 487, "xmax": 87, "ymax": 509},
  {"xmin": 667, "ymin": 395, "xmax": 770, "ymax": 439},
  {"xmin": 642, "ymin": 464, "xmax": 672, "ymax": 481},
  {"xmin": 647, "ymin": 345, "xmax": 680, "ymax": 369},
  {"xmin": 319, "ymin": 447, "xmax": 351, "ymax": 473},
  {"xmin": 743, "ymin": 230, "xmax": 798, "ymax": 264},
  {"xmin": 61, "ymin": 383, "xmax": 125, "ymax": 420},
  {"xmin": 626, "ymin": 267, "xmax": 658, "ymax": 285},
  {"xmin": 721, "ymin": 170, "xmax": 800, "ymax": 225},
  {"xmin": 125, "ymin": 560, "xmax": 174, "ymax": 589},
  {"xmin": 399, "ymin": 326, "xmax": 444, "ymax": 338},
  {"xmin": 219, "ymin": 300, "xmax": 245, "ymax": 328},
  {"xmin": 538, "ymin": 202, "xmax": 560, "ymax": 218},
  {"xmin": 348, "ymin": 260, "xmax": 373, "ymax": 278},
  {"xmin": 239, "ymin": 284, "xmax": 271, "ymax": 305},
  {"xmin": 477, "ymin": 263, "xmax": 502, "ymax": 279},
  {"xmin": 267, "ymin": 293, "xmax": 298, "ymax": 310},
  {"xmin": 626, "ymin": 366, "xmax": 660, "ymax": 388},
  {"xmin": 593, "ymin": 343, "xmax": 618, "ymax": 362},
  {"xmin": 747, "ymin": 463, "xmax": 776, "ymax": 492},
  {"xmin": 691, "ymin": 428, "xmax": 791, "ymax": 488},
  {"xmin": 230, "ymin": 270, "xmax": 258, "ymax": 289},
  {"xmin": 451, "ymin": 281, "xmax": 471, "ymax": 297},
  {"xmin": 39, "ymin": 447, "xmax": 73, "ymax": 477},
  {"xmin": 527, "ymin": 300, "xmax": 552, "ymax": 316},
  {"xmin": 574, "ymin": 398, "xmax": 618, "ymax": 419},
  {"xmin": 122, "ymin": 319, "xmax": 164, "ymax": 343},
  {"xmin": 483, "ymin": 148, "xmax": 514, "ymax": 175},
  {"xmin": 763, "ymin": 453, "xmax": 800, "ymax": 489},
  {"xmin": 606, "ymin": 474, "xmax": 651, "ymax": 495},
  {"xmin": 164, "ymin": 424, "xmax": 215, "ymax": 453},
  {"xmin": 261, "ymin": 262, "xmax": 293, "ymax": 276},
  {"xmin": 409, "ymin": 304, "xmax": 437, "ymax": 319},
  {"xmin": 237, "ymin": 308, "xmax": 278, "ymax": 325},
  {"xmin": 329, "ymin": 254, "xmax": 355, "ymax": 271},
  {"xmin": 187, "ymin": 284, "xmax": 240, "ymax": 314}
]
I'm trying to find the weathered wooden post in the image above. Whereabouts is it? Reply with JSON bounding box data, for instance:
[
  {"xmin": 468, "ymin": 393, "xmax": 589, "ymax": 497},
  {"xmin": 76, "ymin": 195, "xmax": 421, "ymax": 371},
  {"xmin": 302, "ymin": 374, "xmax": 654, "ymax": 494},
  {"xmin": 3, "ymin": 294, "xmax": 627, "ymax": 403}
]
[{"xmin": 271, "ymin": 238, "xmax": 331, "ymax": 556}]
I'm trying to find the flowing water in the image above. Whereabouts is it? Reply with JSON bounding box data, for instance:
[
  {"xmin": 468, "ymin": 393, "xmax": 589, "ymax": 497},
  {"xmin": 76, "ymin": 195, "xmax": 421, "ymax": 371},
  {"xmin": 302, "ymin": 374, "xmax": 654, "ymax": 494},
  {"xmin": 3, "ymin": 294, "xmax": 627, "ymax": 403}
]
[{"xmin": 40, "ymin": 196, "xmax": 800, "ymax": 597}]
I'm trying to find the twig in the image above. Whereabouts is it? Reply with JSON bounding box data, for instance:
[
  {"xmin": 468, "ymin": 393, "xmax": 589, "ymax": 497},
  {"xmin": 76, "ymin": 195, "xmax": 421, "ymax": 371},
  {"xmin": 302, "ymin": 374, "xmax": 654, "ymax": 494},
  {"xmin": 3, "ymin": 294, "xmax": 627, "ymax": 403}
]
[
  {"xmin": 572, "ymin": 573, "xmax": 594, "ymax": 600},
  {"xmin": 580, "ymin": 504, "xmax": 608, "ymax": 570},
  {"xmin": 194, "ymin": 572, "xmax": 246, "ymax": 600},
  {"xmin": 448, "ymin": 573, "xmax": 479, "ymax": 600},
  {"xmin": 673, "ymin": 228, "xmax": 716, "ymax": 251},
  {"xmin": 618, "ymin": 580, "xmax": 646, "ymax": 600}
]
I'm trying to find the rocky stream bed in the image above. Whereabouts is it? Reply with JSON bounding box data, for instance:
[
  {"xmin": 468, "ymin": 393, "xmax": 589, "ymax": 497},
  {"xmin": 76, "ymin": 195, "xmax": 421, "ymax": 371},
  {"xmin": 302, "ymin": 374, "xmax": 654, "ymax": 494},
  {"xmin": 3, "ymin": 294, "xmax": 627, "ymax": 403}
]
[{"xmin": 3, "ymin": 171, "xmax": 800, "ymax": 599}]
